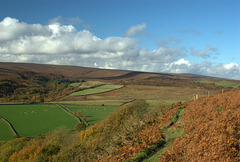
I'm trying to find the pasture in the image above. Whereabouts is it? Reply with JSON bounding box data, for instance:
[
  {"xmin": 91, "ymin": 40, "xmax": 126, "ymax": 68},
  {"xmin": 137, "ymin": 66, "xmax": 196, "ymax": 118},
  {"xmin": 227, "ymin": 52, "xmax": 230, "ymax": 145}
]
[
  {"xmin": 69, "ymin": 82, "xmax": 82, "ymax": 87},
  {"xmin": 66, "ymin": 105, "xmax": 117, "ymax": 126},
  {"xmin": 85, "ymin": 85, "xmax": 209, "ymax": 107},
  {"xmin": 196, "ymin": 80, "xmax": 240, "ymax": 88},
  {"xmin": 0, "ymin": 119, "xmax": 15, "ymax": 141},
  {"xmin": 68, "ymin": 84, "xmax": 124, "ymax": 97},
  {"xmin": 0, "ymin": 104, "xmax": 79, "ymax": 140},
  {"xmin": 53, "ymin": 99, "xmax": 130, "ymax": 106}
]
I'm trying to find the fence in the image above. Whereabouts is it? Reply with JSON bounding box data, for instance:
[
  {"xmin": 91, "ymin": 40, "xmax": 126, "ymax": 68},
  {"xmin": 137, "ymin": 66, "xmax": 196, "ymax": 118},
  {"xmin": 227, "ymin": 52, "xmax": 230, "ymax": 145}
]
[{"xmin": 193, "ymin": 88, "xmax": 226, "ymax": 101}]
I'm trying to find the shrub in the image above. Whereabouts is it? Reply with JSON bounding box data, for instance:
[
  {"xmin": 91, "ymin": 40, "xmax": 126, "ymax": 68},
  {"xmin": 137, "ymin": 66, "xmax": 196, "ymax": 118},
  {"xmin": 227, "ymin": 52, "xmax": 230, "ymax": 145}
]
[{"xmin": 74, "ymin": 123, "xmax": 86, "ymax": 132}]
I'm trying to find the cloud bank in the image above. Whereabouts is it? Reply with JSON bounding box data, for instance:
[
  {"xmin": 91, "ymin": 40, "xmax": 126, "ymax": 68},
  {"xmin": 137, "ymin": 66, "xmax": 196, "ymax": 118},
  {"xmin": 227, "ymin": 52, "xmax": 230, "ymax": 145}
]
[
  {"xmin": 124, "ymin": 23, "xmax": 147, "ymax": 37},
  {"xmin": 190, "ymin": 45, "xmax": 219, "ymax": 59},
  {"xmin": 0, "ymin": 17, "xmax": 240, "ymax": 80}
]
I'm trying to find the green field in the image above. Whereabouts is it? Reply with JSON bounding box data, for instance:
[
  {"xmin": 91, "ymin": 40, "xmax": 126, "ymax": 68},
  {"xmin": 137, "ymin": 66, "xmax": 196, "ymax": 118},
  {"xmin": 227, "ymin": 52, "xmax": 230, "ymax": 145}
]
[
  {"xmin": 0, "ymin": 104, "xmax": 79, "ymax": 140},
  {"xmin": 68, "ymin": 84, "xmax": 124, "ymax": 97},
  {"xmin": 53, "ymin": 100, "xmax": 130, "ymax": 106},
  {"xmin": 0, "ymin": 119, "xmax": 15, "ymax": 141},
  {"xmin": 66, "ymin": 105, "xmax": 117, "ymax": 126},
  {"xmin": 69, "ymin": 82, "xmax": 82, "ymax": 87},
  {"xmin": 196, "ymin": 80, "xmax": 240, "ymax": 88}
]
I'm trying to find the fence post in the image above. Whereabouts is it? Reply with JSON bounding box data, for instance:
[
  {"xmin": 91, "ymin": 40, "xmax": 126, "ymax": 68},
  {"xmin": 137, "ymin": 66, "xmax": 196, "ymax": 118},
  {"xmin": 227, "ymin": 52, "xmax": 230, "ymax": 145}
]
[
  {"xmin": 196, "ymin": 94, "xmax": 199, "ymax": 100},
  {"xmin": 222, "ymin": 89, "xmax": 224, "ymax": 93}
]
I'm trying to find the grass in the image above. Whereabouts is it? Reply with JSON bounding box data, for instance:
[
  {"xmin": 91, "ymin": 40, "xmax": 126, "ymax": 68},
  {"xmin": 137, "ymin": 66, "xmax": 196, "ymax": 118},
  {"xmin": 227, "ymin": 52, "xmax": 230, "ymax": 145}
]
[
  {"xmin": 0, "ymin": 102, "xmax": 25, "ymax": 105},
  {"xmin": 0, "ymin": 119, "xmax": 15, "ymax": 141},
  {"xmin": 85, "ymin": 85, "xmax": 207, "ymax": 102},
  {"xmin": 68, "ymin": 84, "xmax": 124, "ymax": 97},
  {"xmin": 215, "ymin": 81, "xmax": 240, "ymax": 88},
  {"xmin": 53, "ymin": 100, "xmax": 130, "ymax": 106},
  {"xmin": 196, "ymin": 80, "xmax": 240, "ymax": 88},
  {"xmin": 144, "ymin": 107, "xmax": 186, "ymax": 162},
  {"xmin": 66, "ymin": 105, "xmax": 117, "ymax": 126},
  {"xmin": 69, "ymin": 82, "xmax": 82, "ymax": 87},
  {"xmin": 0, "ymin": 104, "xmax": 79, "ymax": 139}
]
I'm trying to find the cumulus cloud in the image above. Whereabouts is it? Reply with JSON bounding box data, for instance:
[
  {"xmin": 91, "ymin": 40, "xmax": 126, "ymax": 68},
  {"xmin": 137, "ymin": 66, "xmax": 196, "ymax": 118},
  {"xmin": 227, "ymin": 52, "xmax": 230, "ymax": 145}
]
[
  {"xmin": 161, "ymin": 60, "xmax": 240, "ymax": 80},
  {"xmin": 177, "ymin": 29, "xmax": 200, "ymax": 36},
  {"xmin": 190, "ymin": 45, "xmax": 218, "ymax": 59},
  {"xmin": 48, "ymin": 16, "xmax": 91, "ymax": 29},
  {"xmin": 124, "ymin": 23, "xmax": 146, "ymax": 37},
  {"xmin": 0, "ymin": 17, "xmax": 240, "ymax": 79},
  {"xmin": 158, "ymin": 37, "xmax": 182, "ymax": 47}
]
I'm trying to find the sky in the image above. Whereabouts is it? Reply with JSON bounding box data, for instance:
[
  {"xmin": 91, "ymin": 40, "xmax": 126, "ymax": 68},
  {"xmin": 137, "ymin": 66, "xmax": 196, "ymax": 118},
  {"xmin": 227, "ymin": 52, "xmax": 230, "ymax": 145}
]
[{"xmin": 0, "ymin": 0, "xmax": 240, "ymax": 79}]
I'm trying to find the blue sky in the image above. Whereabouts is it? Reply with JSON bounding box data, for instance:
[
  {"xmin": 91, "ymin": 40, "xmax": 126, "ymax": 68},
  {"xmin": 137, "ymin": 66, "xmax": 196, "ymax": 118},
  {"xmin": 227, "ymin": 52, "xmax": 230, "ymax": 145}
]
[{"xmin": 0, "ymin": 0, "xmax": 240, "ymax": 79}]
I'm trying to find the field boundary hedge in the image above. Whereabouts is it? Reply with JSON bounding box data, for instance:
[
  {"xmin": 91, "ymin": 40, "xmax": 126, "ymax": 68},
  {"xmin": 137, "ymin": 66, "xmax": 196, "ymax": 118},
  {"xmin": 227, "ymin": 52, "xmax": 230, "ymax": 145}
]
[
  {"xmin": 0, "ymin": 115, "xmax": 19, "ymax": 137},
  {"xmin": 56, "ymin": 104, "xmax": 89, "ymax": 126},
  {"xmin": 68, "ymin": 84, "xmax": 125, "ymax": 97}
]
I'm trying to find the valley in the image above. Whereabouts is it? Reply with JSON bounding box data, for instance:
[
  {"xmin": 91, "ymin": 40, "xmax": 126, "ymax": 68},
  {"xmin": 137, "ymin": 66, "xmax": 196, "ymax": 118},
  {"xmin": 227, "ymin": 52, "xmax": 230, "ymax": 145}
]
[{"xmin": 0, "ymin": 62, "xmax": 240, "ymax": 161}]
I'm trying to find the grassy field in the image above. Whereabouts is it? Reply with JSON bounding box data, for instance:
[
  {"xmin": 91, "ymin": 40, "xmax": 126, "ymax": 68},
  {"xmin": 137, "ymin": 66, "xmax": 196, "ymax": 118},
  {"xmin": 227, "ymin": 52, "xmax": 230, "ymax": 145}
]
[
  {"xmin": 196, "ymin": 80, "xmax": 240, "ymax": 88},
  {"xmin": 53, "ymin": 99, "xmax": 130, "ymax": 106},
  {"xmin": 0, "ymin": 119, "xmax": 15, "ymax": 141},
  {"xmin": 68, "ymin": 84, "xmax": 124, "ymax": 97},
  {"xmin": 69, "ymin": 82, "xmax": 82, "ymax": 87},
  {"xmin": 66, "ymin": 105, "xmax": 117, "ymax": 126},
  {"xmin": 84, "ymin": 85, "xmax": 209, "ymax": 106},
  {"xmin": 0, "ymin": 104, "xmax": 79, "ymax": 139}
]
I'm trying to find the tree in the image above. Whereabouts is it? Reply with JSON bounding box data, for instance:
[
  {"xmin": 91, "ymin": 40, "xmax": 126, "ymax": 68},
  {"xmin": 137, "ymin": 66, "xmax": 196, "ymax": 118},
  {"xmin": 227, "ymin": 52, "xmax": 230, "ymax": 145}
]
[
  {"xmin": 74, "ymin": 123, "xmax": 86, "ymax": 132},
  {"xmin": 76, "ymin": 110, "xmax": 82, "ymax": 117},
  {"xmin": 40, "ymin": 98, "xmax": 44, "ymax": 102}
]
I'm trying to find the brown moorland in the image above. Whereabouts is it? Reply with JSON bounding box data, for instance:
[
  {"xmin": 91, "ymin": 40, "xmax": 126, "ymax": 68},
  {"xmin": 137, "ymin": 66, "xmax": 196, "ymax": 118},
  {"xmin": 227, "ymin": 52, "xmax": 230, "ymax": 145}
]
[
  {"xmin": 0, "ymin": 61, "xmax": 240, "ymax": 161},
  {"xmin": 0, "ymin": 62, "xmax": 221, "ymax": 83},
  {"xmin": 0, "ymin": 62, "xmax": 235, "ymax": 103},
  {"xmin": 161, "ymin": 89, "xmax": 240, "ymax": 161}
]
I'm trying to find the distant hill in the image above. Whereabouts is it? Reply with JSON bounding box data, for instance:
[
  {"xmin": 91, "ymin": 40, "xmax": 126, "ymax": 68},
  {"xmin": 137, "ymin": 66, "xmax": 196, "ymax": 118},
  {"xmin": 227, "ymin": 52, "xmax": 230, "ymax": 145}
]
[
  {"xmin": 1, "ymin": 62, "xmax": 239, "ymax": 102},
  {"xmin": 0, "ymin": 62, "xmax": 215, "ymax": 82}
]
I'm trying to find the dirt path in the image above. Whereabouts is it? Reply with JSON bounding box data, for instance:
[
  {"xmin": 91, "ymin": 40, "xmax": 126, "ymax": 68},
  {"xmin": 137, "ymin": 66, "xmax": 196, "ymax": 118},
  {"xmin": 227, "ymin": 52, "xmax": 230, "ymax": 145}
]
[{"xmin": 141, "ymin": 107, "xmax": 184, "ymax": 161}]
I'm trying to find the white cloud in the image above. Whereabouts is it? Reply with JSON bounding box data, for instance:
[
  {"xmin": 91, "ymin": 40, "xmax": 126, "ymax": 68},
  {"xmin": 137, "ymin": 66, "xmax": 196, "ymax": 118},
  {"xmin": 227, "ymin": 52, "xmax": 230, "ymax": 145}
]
[
  {"xmin": 174, "ymin": 58, "xmax": 191, "ymax": 66},
  {"xmin": 124, "ymin": 23, "xmax": 146, "ymax": 37},
  {"xmin": 48, "ymin": 16, "xmax": 91, "ymax": 29},
  {"xmin": 224, "ymin": 62, "xmax": 239, "ymax": 70},
  {"xmin": 177, "ymin": 29, "xmax": 200, "ymax": 36},
  {"xmin": 0, "ymin": 17, "xmax": 240, "ymax": 80},
  {"xmin": 190, "ymin": 45, "xmax": 218, "ymax": 59}
]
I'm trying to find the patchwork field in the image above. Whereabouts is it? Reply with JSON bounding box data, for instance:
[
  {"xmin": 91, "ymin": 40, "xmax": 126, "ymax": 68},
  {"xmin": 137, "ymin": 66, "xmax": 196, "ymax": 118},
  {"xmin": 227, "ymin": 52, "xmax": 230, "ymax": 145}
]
[
  {"xmin": 68, "ymin": 84, "xmax": 124, "ymax": 97},
  {"xmin": 66, "ymin": 105, "xmax": 117, "ymax": 126},
  {"xmin": 0, "ymin": 119, "xmax": 15, "ymax": 141},
  {"xmin": 0, "ymin": 104, "xmax": 79, "ymax": 140},
  {"xmin": 196, "ymin": 80, "xmax": 240, "ymax": 88},
  {"xmin": 53, "ymin": 100, "xmax": 130, "ymax": 106},
  {"xmin": 81, "ymin": 85, "xmax": 219, "ymax": 106}
]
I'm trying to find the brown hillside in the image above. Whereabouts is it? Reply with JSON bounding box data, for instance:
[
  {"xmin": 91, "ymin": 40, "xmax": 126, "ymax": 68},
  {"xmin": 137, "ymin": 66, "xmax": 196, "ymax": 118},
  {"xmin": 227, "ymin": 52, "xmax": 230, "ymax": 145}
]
[
  {"xmin": 0, "ymin": 62, "xmax": 215, "ymax": 83},
  {"xmin": 161, "ymin": 89, "xmax": 240, "ymax": 161}
]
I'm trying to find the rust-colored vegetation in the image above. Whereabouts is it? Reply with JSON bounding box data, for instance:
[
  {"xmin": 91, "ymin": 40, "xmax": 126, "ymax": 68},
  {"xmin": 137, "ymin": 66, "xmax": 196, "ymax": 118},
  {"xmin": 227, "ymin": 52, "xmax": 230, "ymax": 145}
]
[
  {"xmin": 1, "ymin": 62, "xmax": 240, "ymax": 161},
  {"xmin": 161, "ymin": 89, "xmax": 240, "ymax": 161}
]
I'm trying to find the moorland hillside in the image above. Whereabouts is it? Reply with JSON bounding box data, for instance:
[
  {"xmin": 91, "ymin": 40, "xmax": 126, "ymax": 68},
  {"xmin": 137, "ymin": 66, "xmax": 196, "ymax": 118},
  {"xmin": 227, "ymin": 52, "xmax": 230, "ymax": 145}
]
[
  {"xmin": 0, "ymin": 62, "xmax": 237, "ymax": 102},
  {"xmin": 0, "ymin": 62, "xmax": 240, "ymax": 161},
  {"xmin": 0, "ymin": 89, "xmax": 239, "ymax": 161},
  {"xmin": 161, "ymin": 89, "xmax": 240, "ymax": 161}
]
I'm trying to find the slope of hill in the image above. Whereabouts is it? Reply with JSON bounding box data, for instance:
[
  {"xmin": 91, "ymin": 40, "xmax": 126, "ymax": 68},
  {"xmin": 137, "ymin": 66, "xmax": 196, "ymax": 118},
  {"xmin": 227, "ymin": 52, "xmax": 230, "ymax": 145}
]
[
  {"xmin": 0, "ymin": 89, "xmax": 239, "ymax": 161},
  {"xmin": 160, "ymin": 89, "xmax": 240, "ymax": 161},
  {"xmin": 0, "ymin": 62, "xmax": 217, "ymax": 82},
  {"xmin": 1, "ymin": 62, "xmax": 237, "ymax": 102}
]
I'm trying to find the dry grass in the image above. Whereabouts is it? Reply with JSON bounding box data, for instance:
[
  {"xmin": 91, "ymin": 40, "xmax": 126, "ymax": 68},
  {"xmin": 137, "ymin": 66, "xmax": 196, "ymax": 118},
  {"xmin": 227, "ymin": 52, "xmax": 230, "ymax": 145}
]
[{"xmin": 85, "ymin": 85, "xmax": 212, "ymax": 106}]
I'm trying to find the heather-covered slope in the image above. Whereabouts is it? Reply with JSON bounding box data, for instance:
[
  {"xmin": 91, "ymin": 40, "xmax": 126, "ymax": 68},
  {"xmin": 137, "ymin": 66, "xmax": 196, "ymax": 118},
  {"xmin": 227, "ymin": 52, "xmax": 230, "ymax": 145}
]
[
  {"xmin": 0, "ymin": 90, "xmax": 240, "ymax": 161},
  {"xmin": 161, "ymin": 89, "xmax": 240, "ymax": 161}
]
